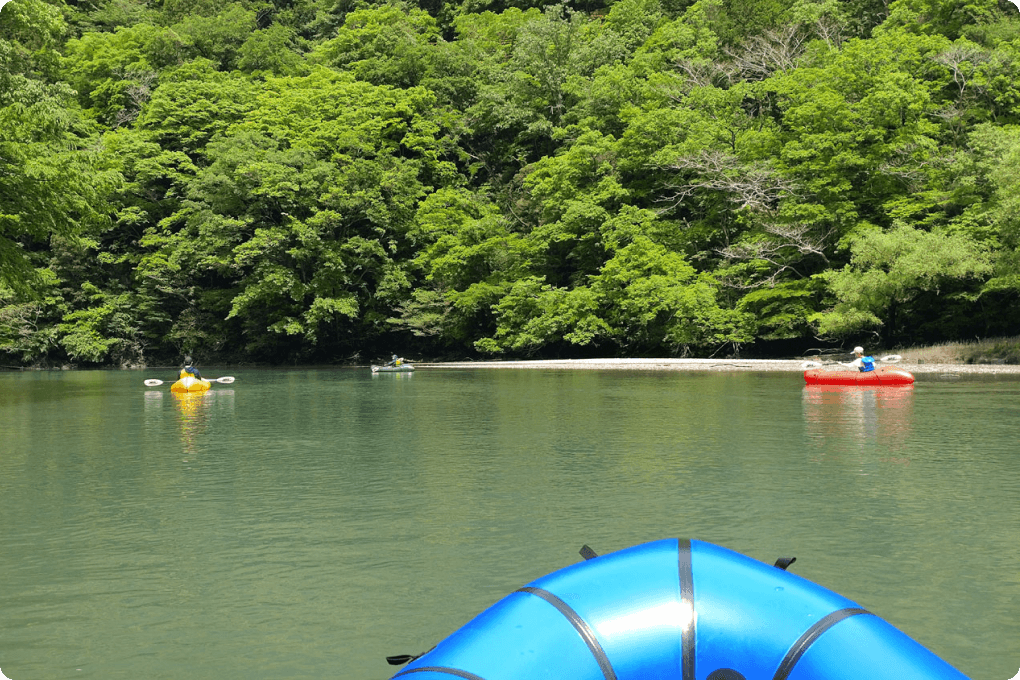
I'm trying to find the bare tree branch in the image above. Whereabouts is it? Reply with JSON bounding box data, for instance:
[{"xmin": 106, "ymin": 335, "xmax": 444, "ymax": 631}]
[
  {"xmin": 659, "ymin": 149, "xmax": 799, "ymax": 213},
  {"xmin": 674, "ymin": 58, "xmax": 738, "ymax": 91},
  {"xmin": 715, "ymin": 220, "xmax": 834, "ymax": 287},
  {"xmin": 112, "ymin": 68, "xmax": 158, "ymax": 129},
  {"xmin": 931, "ymin": 45, "xmax": 989, "ymax": 96},
  {"xmin": 725, "ymin": 24, "xmax": 810, "ymax": 80},
  {"xmin": 812, "ymin": 15, "xmax": 846, "ymax": 50}
]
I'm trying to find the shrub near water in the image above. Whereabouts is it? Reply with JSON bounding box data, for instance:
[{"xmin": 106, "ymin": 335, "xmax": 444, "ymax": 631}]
[
  {"xmin": 893, "ymin": 337, "xmax": 1020, "ymax": 365},
  {"xmin": 962, "ymin": 338, "xmax": 1020, "ymax": 365}
]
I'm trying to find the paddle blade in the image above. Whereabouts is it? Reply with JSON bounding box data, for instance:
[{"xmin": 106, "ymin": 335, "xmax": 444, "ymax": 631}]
[
  {"xmin": 801, "ymin": 361, "xmax": 823, "ymax": 369},
  {"xmin": 214, "ymin": 376, "xmax": 235, "ymax": 384},
  {"xmin": 144, "ymin": 379, "xmax": 164, "ymax": 387},
  {"xmin": 880, "ymin": 354, "xmax": 902, "ymax": 363}
]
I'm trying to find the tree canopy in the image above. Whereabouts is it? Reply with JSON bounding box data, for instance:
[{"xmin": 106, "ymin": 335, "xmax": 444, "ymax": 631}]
[{"xmin": 2, "ymin": 0, "xmax": 1019, "ymax": 366}]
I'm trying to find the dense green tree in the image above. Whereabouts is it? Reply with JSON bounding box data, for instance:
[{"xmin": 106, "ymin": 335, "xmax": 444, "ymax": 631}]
[
  {"xmin": 137, "ymin": 68, "xmax": 456, "ymax": 358},
  {"xmin": 812, "ymin": 224, "xmax": 992, "ymax": 341},
  {"xmin": 238, "ymin": 24, "xmax": 307, "ymax": 76},
  {"xmin": 74, "ymin": 0, "xmax": 161, "ymax": 32},
  {"xmin": 969, "ymin": 124, "xmax": 1020, "ymax": 301},
  {"xmin": 137, "ymin": 62, "xmax": 260, "ymax": 156},
  {"xmin": 395, "ymin": 187, "xmax": 523, "ymax": 345},
  {"xmin": 1, "ymin": 0, "xmax": 118, "ymax": 294},
  {"xmin": 881, "ymin": 0, "xmax": 999, "ymax": 40},
  {"xmin": 311, "ymin": 4, "xmax": 440, "ymax": 87}
]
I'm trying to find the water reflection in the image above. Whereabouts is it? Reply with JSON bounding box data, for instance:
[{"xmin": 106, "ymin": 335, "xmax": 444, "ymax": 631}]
[
  {"xmin": 141, "ymin": 388, "xmax": 235, "ymax": 455},
  {"xmin": 803, "ymin": 384, "xmax": 915, "ymax": 453},
  {"xmin": 173, "ymin": 391, "xmax": 211, "ymax": 455},
  {"xmin": 371, "ymin": 371, "xmax": 414, "ymax": 380}
]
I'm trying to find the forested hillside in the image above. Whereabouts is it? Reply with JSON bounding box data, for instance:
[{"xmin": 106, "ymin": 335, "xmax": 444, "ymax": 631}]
[{"xmin": 2, "ymin": 0, "xmax": 1019, "ymax": 365}]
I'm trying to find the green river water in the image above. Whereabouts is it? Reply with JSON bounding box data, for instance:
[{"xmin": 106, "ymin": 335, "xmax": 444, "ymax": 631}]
[{"xmin": 0, "ymin": 367, "xmax": 1017, "ymax": 679}]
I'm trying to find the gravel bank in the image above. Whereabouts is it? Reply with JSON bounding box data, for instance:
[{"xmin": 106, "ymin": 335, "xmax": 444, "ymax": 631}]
[{"xmin": 414, "ymin": 358, "xmax": 1020, "ymax": 374}]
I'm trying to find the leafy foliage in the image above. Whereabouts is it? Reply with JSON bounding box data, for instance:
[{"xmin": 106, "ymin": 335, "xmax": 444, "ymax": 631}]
[
  {"xmin": 1, "ymin": 0, "xmax": 119, "ymax": 295},
  {"xmin": 3, "ymin": 0, "xmax": 1020, "ymax": 366},
  {"xmin": 812, "ymin": 224, "xmax": 993, "ymax": 339}
]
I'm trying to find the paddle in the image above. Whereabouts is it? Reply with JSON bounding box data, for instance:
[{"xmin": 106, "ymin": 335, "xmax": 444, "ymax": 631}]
[
  {"xmin": 143, "ymin": 376, "xmax": 236, "ymax": 387},
  {"xmin": 801, "ymin": 355, "xmax": 902, "ymax": 369}
]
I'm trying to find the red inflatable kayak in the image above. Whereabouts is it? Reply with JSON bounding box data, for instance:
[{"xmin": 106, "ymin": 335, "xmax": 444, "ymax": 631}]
[{"xmin": 804, "ymin": 365, "xmax": 915, "ymax": 385}]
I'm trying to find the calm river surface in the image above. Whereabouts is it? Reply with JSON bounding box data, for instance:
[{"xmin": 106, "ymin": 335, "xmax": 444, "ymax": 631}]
[{"xmin": 1, "ymin": 367, "xmax": 1018, "ymax": 679}]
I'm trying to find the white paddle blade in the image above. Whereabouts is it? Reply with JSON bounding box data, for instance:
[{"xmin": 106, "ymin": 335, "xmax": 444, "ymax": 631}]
[
  {"xmin": 215, "ymin": 376, "xmax": 235, "ymax": 384},
  {"xmin": 144, "ymin": 379, "xmax": 164, "ymax": 386},
  {"xmin": 801, "ymin": 361, "xmax": 823, "ymax": 369},
  {"xmin": 880, "ymin": 354, "xmax": 902, "ymax": 363}
]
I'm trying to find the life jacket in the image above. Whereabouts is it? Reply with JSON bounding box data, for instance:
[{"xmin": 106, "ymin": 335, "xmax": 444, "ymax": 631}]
[
  {"xmin": 860, "ymin": 356, "xmax": 876, "ymax": 372},
  {"xmin": 180, "ymin": 367, "xmax": 200, "ymax": 379}
]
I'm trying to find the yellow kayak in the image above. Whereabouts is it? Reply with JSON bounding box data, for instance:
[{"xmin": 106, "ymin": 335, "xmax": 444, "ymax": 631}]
[{"xmin": 170, "ymin": 376, "xmax": 212, "ymax": 393}]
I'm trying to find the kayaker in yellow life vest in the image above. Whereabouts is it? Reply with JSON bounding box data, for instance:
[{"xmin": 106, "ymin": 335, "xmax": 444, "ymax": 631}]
[
  {"xmin": 386, "ymin": 354, "xmax": 403, "ymax": 367},
  {"xmin": 179, "ymin": 356, "xmax": 203, "ymax": 380}
]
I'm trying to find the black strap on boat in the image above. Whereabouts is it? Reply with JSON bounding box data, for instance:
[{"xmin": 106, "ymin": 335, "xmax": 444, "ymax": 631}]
[
  {"xmin": 678, "ymin": 538, "xmax": 696, "ymax": 680},
  {"xmin": 387, "ymin": 645, "xmax": 435, "ymax": 666},
  {"xmin": 773, "ymin": 557, "xmax": 797, "ymax": 571},
  {"xmin": 771, "ymin": 607, "xmax": 873, "ymax": 680},
  {"xmin": 387, "ymin": 653, "xmax": 423, "ymax": 666},
  {"xmin": 515, "ymin": 586, "xmax": 618, "ymax": 680},
  {"xmin": 387, "ymin": 655, "xmax": 416, "ymax": 666},
  {"xmin": 579, "ymin": 544, "xmax": 599, "ymax": 560},
  {"xmin": 392, "ymin": 667, "xmax": 486, "ymax": 680}
]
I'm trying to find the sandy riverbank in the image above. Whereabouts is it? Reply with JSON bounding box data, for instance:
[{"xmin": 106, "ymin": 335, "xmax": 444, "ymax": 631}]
[{"xmin": 413, "ymin": 357, "xmax": 1020, "ymax": 374}]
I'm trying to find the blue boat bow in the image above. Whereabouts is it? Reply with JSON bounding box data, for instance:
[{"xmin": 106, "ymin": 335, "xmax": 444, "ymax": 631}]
[{"xmin": 389, "ymin": 539, "xmax": 967, "ymax": 680}]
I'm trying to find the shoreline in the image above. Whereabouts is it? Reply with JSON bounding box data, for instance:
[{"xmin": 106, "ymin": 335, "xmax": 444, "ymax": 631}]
[
  {"xmin": 413, "ymin": 358, "xmax": 1020, "ymax": 374},
  {"xmin": 4, "ymin": 358, "xmax": 1018, "ymax": 375}
]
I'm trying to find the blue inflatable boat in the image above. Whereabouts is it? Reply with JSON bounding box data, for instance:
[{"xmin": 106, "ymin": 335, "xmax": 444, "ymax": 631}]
[{"xmin": 388, "ymin": 539, "xmax": 967, "ymax": 680}]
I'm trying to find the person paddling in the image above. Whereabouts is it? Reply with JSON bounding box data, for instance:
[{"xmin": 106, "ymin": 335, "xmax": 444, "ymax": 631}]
[
  {"xmin": 385, "ymin": 354, "xmax": 404, "ymax": 367},
  {"xmin": 178, "ymin": 355, "xmax": 203, "ymax": 380},
  {"xmin": 841, "ymin": 346, "xmax": 876, "ymax": 372}
]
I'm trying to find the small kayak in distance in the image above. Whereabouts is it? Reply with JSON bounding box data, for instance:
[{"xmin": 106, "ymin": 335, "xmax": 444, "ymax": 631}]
[
  {"xmin": 372, "ymin": 365, "xmax": 415, "ymax": 373},
  {"xmin": 804, "ymin": 366, "xmax": 915, "ymax": 386},
  {"xmin": 170, "ymin": 376, "xmax": 212, "ymax": 393}
]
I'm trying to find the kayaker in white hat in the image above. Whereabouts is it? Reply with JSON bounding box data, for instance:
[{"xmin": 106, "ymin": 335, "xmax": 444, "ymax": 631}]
[{"xmin": 841, "ymin": 346, "xmax": 876, "ymax": 372}]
